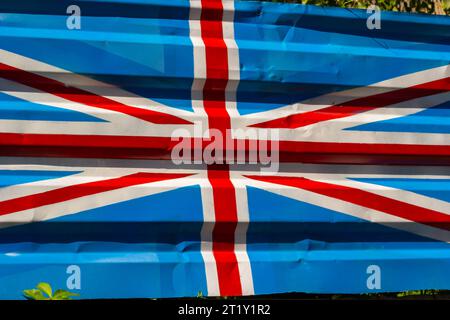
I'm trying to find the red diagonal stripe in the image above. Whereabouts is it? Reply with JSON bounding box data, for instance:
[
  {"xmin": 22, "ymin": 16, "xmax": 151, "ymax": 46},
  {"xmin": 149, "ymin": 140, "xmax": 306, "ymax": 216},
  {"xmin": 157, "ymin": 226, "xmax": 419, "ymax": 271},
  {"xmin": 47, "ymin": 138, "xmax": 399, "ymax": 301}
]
[
  {"xmin": 0, "ymin": 62, "xmax": 192, "ymax": 125},
  {"xmin": 0, "ymin": 172, "xmax": 191, "ymax": 216},
  {"xmin": 251, "ymin": 77, "xmax": 450, "ymax": 129},
  {"xmin": 246, "ymin": 175, "xmax": 450, "ymax": 230}
]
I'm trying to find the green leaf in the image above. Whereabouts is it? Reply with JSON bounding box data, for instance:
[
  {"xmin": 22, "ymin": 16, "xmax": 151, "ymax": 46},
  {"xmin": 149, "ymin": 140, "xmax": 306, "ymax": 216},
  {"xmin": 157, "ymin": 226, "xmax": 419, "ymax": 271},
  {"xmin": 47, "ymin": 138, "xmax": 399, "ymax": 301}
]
[
  {"xmin": 23, "ymin": 289, "xmax": 48, "ymax": 300},
  {"xmin": 52, "ymin": 289, "xmax": 79, "ymax": 300},
  {"xmin": 36, "ymin": 282, "xmax": 52, "ymax": 298}
]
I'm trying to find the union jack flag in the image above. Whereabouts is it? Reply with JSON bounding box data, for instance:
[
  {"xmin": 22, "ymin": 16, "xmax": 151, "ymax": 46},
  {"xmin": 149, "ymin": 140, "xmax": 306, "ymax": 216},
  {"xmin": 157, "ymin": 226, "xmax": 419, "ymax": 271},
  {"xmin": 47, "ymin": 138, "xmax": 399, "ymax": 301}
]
[{"xmin": 0, "ymin": 0, "xmax": 449, "ymax": 298}]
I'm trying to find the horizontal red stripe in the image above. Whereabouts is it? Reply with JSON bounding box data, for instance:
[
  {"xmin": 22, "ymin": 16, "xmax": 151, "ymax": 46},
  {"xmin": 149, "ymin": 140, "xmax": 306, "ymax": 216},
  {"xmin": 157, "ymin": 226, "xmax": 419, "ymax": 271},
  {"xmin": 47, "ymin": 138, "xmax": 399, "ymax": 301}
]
[
  {"xmin": 0, "ymin": 132, "xmax": 176, "ymax": 148},
  {"xmin": 252, "ymin": 77, "xmax": 450, "ymax": 129},
  {"xmin": 246, "ymin": 175, "xmax": 450, "ymax": 230},
  {"xmin": 3, "ymin": 147, "xmax": 449, "ymax": 165},
  {"xmin": 0, "ymin": 62, "xmax": 192, "ymax": 125},
  {"xmin": 277, "ymin": 140, "xmax": 450, "ymax": 156},
  {"xmin": 1, "ymin": 133, "xmax": 449, "ymax": 159},
  {"xmin": 0, "ymin": 172, "xmax": 190, "ymax": 216}
]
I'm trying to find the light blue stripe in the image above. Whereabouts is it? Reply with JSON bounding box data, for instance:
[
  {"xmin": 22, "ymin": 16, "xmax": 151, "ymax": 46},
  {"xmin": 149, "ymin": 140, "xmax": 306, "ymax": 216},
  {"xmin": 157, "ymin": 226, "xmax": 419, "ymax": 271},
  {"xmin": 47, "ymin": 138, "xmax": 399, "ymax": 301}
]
[
  {"xmin": 0, "ymin": 170, "xmax": 81, "ymax": 188},
  {"xmin": 0, "ymin": 92, "xmax": 105, "ymax": 122}
]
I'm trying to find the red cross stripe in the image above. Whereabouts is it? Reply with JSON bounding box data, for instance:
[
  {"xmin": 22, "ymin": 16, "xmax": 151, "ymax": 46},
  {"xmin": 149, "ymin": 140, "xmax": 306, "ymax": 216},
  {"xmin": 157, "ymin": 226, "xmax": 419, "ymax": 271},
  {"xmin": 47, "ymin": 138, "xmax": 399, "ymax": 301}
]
[{"xmin": 195, "ymin": 0, "xmax": 246, "ymax": 296}]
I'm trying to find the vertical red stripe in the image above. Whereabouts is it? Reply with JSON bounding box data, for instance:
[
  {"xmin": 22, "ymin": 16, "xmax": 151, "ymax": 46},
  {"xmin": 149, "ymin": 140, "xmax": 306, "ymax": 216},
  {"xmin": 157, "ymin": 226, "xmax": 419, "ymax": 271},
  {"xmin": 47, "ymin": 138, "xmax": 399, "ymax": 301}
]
[
  {"xmin": 200, "ymin": 0, "xmax": 232, "ymax": 134},
  {"xmin": 200, "ymin": 0, "xmax": 243, "ymax": 295},
  {"xmin": 208, "ymin": 165, "xmax": 242, "ymax": 296}
]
